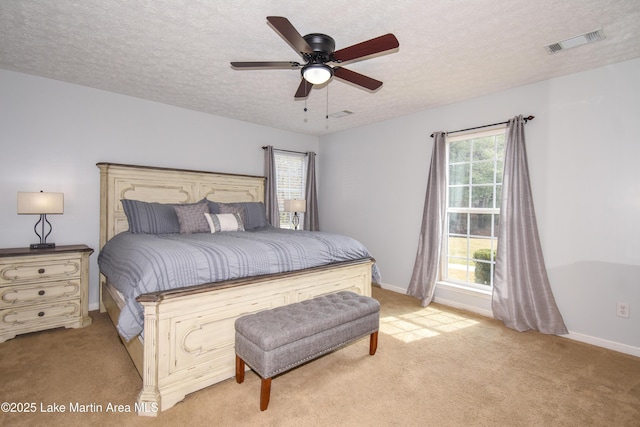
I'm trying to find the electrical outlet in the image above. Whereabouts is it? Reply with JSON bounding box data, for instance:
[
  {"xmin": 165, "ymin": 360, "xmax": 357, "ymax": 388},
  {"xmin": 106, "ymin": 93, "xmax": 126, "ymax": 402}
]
[{"xmin": 617, "ymin": 302, "xmax": 630, "ymax": 318}]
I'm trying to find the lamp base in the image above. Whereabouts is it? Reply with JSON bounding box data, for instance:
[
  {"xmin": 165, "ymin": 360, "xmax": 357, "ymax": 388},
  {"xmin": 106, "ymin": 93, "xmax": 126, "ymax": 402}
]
[{"xmin": 30, "ymin": 242, "xmax": 56, "ymax": 250}]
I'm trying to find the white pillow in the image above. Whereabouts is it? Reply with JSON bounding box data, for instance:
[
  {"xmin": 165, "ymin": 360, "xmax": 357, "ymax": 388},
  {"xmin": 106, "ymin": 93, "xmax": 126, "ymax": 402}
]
[{"xmin": 204, "ymin": 213, "xmax": 245, "ymax": 233}]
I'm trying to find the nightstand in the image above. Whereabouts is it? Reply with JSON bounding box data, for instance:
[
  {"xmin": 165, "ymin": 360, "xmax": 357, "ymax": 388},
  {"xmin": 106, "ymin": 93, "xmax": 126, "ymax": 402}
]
[{"xmin": 0, "ymin": 244, "xmax": 93, "ymax": 343}]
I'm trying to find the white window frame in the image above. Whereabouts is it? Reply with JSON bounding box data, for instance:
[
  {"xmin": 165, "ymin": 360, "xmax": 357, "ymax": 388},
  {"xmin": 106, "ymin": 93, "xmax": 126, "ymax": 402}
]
[
  {"xmin": 274, "ymin": 150, "xmax": 307, "ymax": 229},
  {"xmin": 441, "ymin": 127, "xmax": 506, "ymax": 291}
]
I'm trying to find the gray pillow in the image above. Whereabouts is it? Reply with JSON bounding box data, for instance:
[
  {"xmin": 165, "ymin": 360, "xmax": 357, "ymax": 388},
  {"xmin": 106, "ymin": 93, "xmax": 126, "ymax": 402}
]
[
  {"xmin": 121, "ymin": 199, "xmax": 181, "ymax": 234},
  {"xmin": 219, "ymin": 202, "xmax": 268, "ymax": 230},
  {"xmin": 174, "ymin": 203, "xmax": 210, "ymax": 234},
  {"xmin": 121, "ymin": 199, "xmax": 211, "ymax": 234}
]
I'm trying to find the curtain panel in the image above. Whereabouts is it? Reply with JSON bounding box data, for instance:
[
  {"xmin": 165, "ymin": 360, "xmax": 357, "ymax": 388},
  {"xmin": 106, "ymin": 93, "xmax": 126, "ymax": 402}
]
[
  {"xmin": 304, "ymin": 151, "xmax": 320, "ymax": 231},
  {"xmin": 492, "ymin": 115, "xmax": 568, "ymax": 335},
  {"xmin": 407, "ymin": 132, "xmax": 447, "ymax": 306},
  {"xmin": 263, "ymin": 145, "xmax": 280, "ymax": 228}
]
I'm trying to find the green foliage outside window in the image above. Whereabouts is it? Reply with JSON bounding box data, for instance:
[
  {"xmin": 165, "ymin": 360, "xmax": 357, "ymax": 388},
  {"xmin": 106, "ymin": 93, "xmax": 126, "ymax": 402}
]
[{"xmin": 473, "ymin": 248, "xmax": 496, "ymax": 285}]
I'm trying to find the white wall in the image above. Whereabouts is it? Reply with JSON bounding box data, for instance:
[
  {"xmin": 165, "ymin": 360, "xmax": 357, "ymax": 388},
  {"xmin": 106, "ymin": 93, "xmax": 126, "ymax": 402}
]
[
  {"xmin": 0, "ymin": 69, "xmax": 319, "ymax": 309},
  {"xmin": 318, "ymin": 58, "xmax": 640, "ymax": 355}
]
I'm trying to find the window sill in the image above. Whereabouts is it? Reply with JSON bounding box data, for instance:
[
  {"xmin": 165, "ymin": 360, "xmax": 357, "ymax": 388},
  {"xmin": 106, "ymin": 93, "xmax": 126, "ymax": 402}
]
[{"xmin": 436, "ymin": 281, "xmax": 492, "ymax": 298}]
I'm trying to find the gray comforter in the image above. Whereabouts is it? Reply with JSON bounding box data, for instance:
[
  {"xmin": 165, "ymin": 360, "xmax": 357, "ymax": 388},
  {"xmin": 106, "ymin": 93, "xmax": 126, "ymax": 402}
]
[{"xmin": 98, "ymin": 227, "xmax": 380, "ymax": 341}]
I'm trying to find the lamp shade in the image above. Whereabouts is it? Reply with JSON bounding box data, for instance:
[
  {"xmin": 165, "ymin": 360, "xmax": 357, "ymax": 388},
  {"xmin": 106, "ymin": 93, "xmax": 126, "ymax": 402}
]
[
  {"xmin": 17, "ymin": 192, "xmax": 64, "ymax": 215},
  {"xmin": 302, "ymin": 64, "xmax": 333, "ymax": 85},
  {"xmin": 284, "ymin": 199, "xmax": 306, "ymax": 213}
]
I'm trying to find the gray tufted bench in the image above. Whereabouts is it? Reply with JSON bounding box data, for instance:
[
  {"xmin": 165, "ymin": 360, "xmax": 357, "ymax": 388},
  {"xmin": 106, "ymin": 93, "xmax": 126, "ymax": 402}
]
[{"xmin": 234, "ymin": 291, "xmax": 380, "ymax": 410}]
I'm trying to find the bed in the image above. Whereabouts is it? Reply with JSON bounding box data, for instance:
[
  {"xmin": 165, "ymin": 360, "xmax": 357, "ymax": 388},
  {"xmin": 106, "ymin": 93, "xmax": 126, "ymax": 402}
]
[{"xmin": 97, "ymin": 162, "xmax": 376, "ymax": 416}]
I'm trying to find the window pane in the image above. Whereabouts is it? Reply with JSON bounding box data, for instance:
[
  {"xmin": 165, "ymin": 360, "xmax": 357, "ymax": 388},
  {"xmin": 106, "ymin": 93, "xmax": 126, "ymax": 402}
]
[
  {"xmin": 471, "ymin": 161, "xmax": 495, "ymax": 184},
  {"xmin": 449, "ymin": 186, "xmax": 469, "ymax": 208},
  {"xmin": 495, "ymin": 185, "xmax": 502, "ymax": 208},
  {"xmin": 449, "ymin": 163, "xmax": 469, "ymax": 185},
  {"xmin": 470, "ymin": 214, "xmax": 493, "ymax": 237},
  {"xmin": 448, "ymin": 236, "xmax": 468, "ymax": 258},
  {"xmin": 450, "ymin": 140, "xmax": 471, "ymax": 162},
  {"xmin": 473, "ymin": 261, "xmax": 493, "ymax": 286},
  {"xmin": 471, "ymin": 239, "xmax": 494, "ymax": 286},
  {"xmin": 447, "ymin": 259, "xmax": 470, "ymax": 282},
  {"xmin": 472, "ymin": 137, "xmax": 495, "ymax": 161},
  {"xmin": 448, "ymin": 213, "xmax": 468, "ymax": 235},
  {"xmin": 471, "ymin": 185, "xmax": 493, "ymax": 208},
  {"xmin": 496, "ymin": 159, "xmax": 504, "ymax": 184}
]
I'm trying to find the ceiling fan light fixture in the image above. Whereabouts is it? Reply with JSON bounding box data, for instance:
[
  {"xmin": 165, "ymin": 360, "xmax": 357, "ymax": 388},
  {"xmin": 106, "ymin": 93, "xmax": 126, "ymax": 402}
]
[{"xmin": 302, "ymin": 63, "xmax": 333, "ymax": 85}]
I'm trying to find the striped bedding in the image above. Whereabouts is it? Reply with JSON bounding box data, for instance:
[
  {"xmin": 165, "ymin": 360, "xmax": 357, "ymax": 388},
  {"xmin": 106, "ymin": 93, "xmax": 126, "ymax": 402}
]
[{"xmin": 98, "ymin": 227, "xmax": 380, "ymax": 341}]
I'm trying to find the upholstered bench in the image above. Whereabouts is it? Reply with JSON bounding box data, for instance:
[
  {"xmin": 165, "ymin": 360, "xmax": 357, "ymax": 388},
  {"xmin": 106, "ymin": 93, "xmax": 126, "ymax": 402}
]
[{"xmin": 234, "ymin": 291, "xmax": 380, "ymax": 411}]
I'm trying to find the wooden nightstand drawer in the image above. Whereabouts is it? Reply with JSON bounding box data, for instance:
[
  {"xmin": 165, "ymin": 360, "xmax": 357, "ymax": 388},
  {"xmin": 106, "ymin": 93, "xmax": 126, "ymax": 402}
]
[
  {"xmin": 0, "ymin": 299, "xmax": 81, "ymax": 331},
  {"xmin": 0, "ymin": 280, "xmax": 81, "ymax": 309},
  {"xmin": 0, "ymin": 255, "xmax": 83, "ymax": 285},
  {"xmin": 0, "ymin": 245, "xmax": 93, "ymax": 343}
]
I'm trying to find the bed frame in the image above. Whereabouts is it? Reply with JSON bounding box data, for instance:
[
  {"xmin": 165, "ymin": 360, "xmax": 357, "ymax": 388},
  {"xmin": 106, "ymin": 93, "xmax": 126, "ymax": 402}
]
[{"xmin": 97, "ymin": 162, "xmax": 373, "ymax": 416}]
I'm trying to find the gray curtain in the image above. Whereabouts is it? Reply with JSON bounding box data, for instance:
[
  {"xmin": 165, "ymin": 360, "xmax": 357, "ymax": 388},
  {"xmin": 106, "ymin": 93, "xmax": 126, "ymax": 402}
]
[
  {"xmin": 492, "ymin": 116, "xmax": 568, "ymax": 335},
  {"xmin": 303, "ymin": 151, "xmax": 319, "ymax": 231},
  {"xmin": 407, "ymin": 132, "xmax": 447, "ymax": 306},
  {"xmin": 264, "ymin": 145, "xmax": 280, "ymax": 228}
]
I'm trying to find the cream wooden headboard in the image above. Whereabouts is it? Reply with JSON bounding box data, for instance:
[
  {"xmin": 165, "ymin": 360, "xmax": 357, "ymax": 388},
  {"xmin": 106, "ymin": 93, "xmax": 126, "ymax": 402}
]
[{"xmin": 97, "ymin": 163, "xmax": 265, "ymax": 249}]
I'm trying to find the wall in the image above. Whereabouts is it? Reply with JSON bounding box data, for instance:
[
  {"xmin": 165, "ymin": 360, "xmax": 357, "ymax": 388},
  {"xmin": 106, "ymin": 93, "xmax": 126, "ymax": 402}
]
[
  {"xmin": 318, "ymin": 58, "xmax": 640, "ymax": 355},
  {"xmin": 0, "ymin": 69, "xmax": 319, "ymax": 309}
]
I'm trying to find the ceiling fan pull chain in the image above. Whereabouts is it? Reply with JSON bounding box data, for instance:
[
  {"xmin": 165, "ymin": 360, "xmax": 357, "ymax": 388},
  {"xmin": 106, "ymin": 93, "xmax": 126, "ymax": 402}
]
[{"xmin": 326, "ymin": 84, "xmax": 329, "ymax": 120}]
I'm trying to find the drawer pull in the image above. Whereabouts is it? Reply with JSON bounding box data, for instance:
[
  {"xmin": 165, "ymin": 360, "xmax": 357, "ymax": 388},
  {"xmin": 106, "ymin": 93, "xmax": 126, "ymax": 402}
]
[
  {"xmin": 38, "ymin": 290, "xmax": 46, "ymax": 296},
  {"xmin": 38, "ymin": 312, "xmax": 45, "ymax": 317},
  {"xmin": 38, "ymin": 268, "xmax": 45, "ymax": 274}
]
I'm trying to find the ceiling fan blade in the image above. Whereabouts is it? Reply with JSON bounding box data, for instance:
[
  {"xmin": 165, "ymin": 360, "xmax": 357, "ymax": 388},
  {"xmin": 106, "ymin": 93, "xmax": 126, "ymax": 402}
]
[
  {"xmin": 231, "ymin": 61, "xmax": 300, "ymax": 69},
  {"xmin": 266, "ymin": 16, "xmax": 313, "ymax": 56},
  {"xmin": 333, "ymin": 67, "xmax": 383, "ymax": 91},
  {"xmin": 333, "ymin": 34, "xmax": 399, "ymax": 62},
  {"xmin": 294, "ymin": 79, "xmax": 313, "ymax": 98}
]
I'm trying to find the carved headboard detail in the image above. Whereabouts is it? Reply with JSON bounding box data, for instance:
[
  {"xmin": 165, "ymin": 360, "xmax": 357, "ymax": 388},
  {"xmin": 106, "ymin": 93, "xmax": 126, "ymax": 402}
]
[{"xmin": 97, "ymin": 162, "xmax": 265, "ymax": 249}]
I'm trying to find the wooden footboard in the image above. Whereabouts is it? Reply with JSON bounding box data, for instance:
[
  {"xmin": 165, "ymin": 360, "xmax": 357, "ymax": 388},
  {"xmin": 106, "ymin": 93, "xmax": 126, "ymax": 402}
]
[{"xmin": 104, "ymin": 259, "xmax": 373, "ymax": 416}]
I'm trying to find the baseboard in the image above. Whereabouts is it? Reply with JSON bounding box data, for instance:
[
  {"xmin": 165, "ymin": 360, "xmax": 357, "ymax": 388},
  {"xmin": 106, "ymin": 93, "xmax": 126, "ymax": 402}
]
[
  {"xmin": 378, "ymin": 282, "xmax": 407, "ymax": 294},
  {"xmin": 564, "ymin": 331, "xmax": 640, "ymax": 358}
]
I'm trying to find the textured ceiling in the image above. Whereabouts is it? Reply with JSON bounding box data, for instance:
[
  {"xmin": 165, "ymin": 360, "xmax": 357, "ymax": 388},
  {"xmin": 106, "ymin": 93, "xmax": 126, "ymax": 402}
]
[{"xmin": 1, "ymin": 1, "xmax": 639, "ymax": 136}]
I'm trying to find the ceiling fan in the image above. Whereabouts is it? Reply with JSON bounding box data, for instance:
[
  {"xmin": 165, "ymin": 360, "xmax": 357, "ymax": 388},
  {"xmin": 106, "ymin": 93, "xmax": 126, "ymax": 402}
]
[{"xmin": 231, "ymin": 16, "xmax": 399, "ymax": 99}]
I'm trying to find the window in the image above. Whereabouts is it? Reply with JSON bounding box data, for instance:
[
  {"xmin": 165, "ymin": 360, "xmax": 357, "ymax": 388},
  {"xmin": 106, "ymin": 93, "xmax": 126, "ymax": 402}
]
[
  {"xmin": 443, "ymin": 128, "xmax": 505, "ymax": 289},
  {"xmin": 274, "ymin": 151, "xmax": 306, "ymax": 229}
]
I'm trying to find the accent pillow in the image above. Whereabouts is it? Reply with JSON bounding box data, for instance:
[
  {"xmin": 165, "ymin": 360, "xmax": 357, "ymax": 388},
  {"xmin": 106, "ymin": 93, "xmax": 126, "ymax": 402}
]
[
  {"xmin": 205, "ymin": 199, "xmax": 220, "ymax": 214},
  {"xmin": 204, "ymin": 213, "xmax": 245, "ymax": 233},
  {"xmin": 121, "ymin": 199, "xmax": 181, "ymax": 234},
  {"xmin": 219, "ymin": 202, "xmax": 268, "ymax": 230},
  {"xmin": 219, "ymin": 204, "xmax": 246, "ymax": 227},
  {"xmin": 173, "ymin": 203, "xmax": 211, "ymax": 234}
]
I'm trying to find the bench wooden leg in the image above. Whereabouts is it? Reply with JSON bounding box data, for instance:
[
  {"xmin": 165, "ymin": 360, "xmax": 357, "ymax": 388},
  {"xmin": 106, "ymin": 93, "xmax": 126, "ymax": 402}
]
[
  {"xmin": 369, "ymin": 331, "xmax": 378, "ymax": 355},
  {"xmin": 236, "ymin": 355, "xmax": 245, "ymax": 384},
  {"xmin": 260, "ymin": 377, "xmax": 272, "ymax": 411}
]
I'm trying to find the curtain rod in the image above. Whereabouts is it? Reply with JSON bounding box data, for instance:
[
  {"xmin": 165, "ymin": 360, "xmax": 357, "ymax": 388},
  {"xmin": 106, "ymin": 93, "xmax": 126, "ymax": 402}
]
[
  {"xmin": 430, "ymin": 115, "xmax": 534, "ymax": 138},
  {"xmin": 262, "ymin": 146, "xmax": 310, "ymax": 156}
]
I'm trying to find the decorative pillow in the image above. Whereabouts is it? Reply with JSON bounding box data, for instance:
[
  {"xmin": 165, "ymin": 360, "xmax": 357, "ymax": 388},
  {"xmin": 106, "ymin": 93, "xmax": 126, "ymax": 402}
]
[
  {"xmin": 219, "ymin": 204, "xmax": 246, "ymax": 227},
  {"xmin": 173, "ymin": 203, "xmax": 211, "ymax": 234},
  {"xmin": 204, "ymin": 213, "xmax": 245, "ymax": 233},
  {"xmin": 205, "ymin": 199, "xmax": 220, "ymax": 214},
  {"xmin": 121, "ymin": 199, "xmax": 181, "ymax": 234},
  {"xmin": 219, "ymin": 202, "xmax": 268, "ymax": 230}
]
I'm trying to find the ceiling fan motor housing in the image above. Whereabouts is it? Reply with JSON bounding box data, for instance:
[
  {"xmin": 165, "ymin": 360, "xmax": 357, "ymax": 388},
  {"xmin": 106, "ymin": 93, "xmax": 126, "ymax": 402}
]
[{"xmin": 302, "ymin": 33, "xmax": 336, "ymax": 63}]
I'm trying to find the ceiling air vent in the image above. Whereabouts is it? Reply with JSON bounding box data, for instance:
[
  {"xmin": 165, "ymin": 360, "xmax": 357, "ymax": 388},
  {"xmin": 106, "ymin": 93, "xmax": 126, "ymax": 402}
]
[
  {"xmin": 545, "ymin": 29, "xmax": 605, "ymax": 54},
  {"xmin": 329, "ymin": 110, "xmax": 353, "ymax": 118}
]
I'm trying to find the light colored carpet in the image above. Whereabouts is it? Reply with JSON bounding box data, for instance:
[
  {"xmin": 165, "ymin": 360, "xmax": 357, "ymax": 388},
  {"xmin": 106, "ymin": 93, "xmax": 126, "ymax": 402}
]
[{"xmin": 1, "ymin": 287, "xmax": 638, "ymax": 426}]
